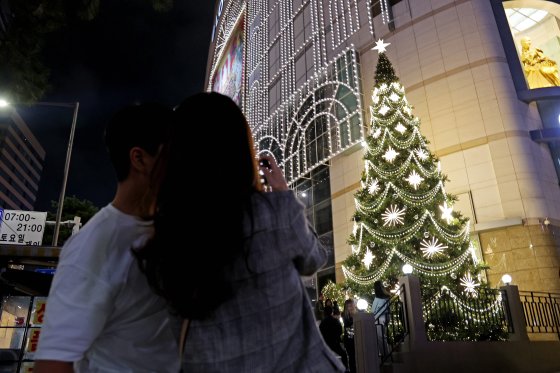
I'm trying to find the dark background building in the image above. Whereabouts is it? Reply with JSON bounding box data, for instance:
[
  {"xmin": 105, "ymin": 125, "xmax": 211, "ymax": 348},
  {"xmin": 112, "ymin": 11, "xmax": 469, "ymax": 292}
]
[{"xmin": 0, "ymin": 110, "xmax": 45, "ymax": 210}]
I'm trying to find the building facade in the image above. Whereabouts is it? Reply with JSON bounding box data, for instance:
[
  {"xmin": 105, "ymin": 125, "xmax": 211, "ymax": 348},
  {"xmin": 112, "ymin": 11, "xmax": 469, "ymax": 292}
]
[
  {"xmin": 0, "ymin": 110, "xmax": 45, "ymax": 210},
  {"xmin": 206, "ymin": 0, "xmax": 560, "ymax": 295}
]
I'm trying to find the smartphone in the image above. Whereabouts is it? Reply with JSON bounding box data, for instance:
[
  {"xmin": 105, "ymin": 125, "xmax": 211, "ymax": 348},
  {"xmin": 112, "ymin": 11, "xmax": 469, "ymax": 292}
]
[{"xmin": 259, "ymin": 159, "xmax": 270, "ymax": 186}]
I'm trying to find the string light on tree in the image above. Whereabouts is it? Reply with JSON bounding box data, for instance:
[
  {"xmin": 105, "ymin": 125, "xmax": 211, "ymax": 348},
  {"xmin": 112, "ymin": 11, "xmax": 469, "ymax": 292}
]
[
  {"xmin": 362, "ymin": 248, "xmax": 374, "ymax": 269},
  {"xmin": 382, "ymin": 147, "xmax": 399, "ymax": 163},
  {"xmin": 382, "ymin": 205, "xmax": 406, "ymax": 227},
  {"xmin": 368, "ymin": 178, "xmax": 380, "ymax": 194},
  {"xmin": 420, "ymin": 237, "xmax": 448, "ymax": 258},
  {"xmin": 405, "ymin": 170, "xmax": 424, "ymax": 190},
  {"xmin": 460, "ymin": 272, "xmax": 480, "ymax": 297},
  {"xmin": 379, "ymin": 105, "xmax": 390, "ymax": 115},
  {"xmin": 439, "ymin": 201, "xmax": 454, "ymax": 224},
  {"xmin": 341, "ymin": 39, "xmax": 503, "ymax": 341},
  {"xmin": 415, "ymin": 148, "xmax": 429, "ymax": 161},
  {"xmin": 372, "ymin": 89, "xmax": 380, "ymax": 104},
  {"xmin": 395, "ymin": 123, "xmax": 407, "ymax": 134}
]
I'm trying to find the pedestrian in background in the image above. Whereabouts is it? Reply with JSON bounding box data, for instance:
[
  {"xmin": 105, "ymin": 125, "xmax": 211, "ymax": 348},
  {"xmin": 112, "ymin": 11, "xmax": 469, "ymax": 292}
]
[
  {"xmin": 135, "ymin": 92, "xmax": 345, "ymax": 372},
  {"xmin": 320, "ymin": 305, "xmax": 349, "ymax": 371},
  {"xmin": 315, "ymin": 293, "xmax": 325, "ymax": 321},
  {"xmin": 333, "ymin": 300, "xmax": 341, "ymax": 315},
  {"xmin": 35, "ymin": 103, "xmax": 179, "ymax": 373},
  {"xmin": 343, "ymin": 298, "xmax": 357, "ymax": 373}
]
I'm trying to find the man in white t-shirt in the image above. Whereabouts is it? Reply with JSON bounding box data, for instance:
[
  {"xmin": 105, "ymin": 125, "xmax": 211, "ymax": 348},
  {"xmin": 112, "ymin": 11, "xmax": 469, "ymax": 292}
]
[{"xmin": 35, "ymin": 103, "xmax": 179, "ymax": 373}]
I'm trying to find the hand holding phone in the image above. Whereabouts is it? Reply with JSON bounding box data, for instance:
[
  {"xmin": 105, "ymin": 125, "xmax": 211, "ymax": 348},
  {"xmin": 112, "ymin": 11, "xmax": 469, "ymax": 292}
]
[{"xmin": 258, "ymin": 155, "xmax": 288, "ymax": 192}]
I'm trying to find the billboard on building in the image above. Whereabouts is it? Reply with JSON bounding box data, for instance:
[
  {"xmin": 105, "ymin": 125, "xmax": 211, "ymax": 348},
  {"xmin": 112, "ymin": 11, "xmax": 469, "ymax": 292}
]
[{"xmin": 212, "ymin": 16, "xmax": 244, "ymax": 107}]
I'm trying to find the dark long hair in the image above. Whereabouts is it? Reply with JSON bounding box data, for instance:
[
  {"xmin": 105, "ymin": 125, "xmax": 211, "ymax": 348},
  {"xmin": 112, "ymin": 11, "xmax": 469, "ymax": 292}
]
[
  {"xmin": 374, "ymin": 280, "xmax": 390, "ymax": 299},
  {"xmin": 136, "ymin": 92, "xmax": 261, "ymax": 320}
]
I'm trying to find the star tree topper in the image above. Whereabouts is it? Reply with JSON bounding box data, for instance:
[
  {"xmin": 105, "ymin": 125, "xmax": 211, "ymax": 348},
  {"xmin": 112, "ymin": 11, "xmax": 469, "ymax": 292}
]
[{"xmin": 373, "ymin": 39, "xmax": 391, "ymax": 54}]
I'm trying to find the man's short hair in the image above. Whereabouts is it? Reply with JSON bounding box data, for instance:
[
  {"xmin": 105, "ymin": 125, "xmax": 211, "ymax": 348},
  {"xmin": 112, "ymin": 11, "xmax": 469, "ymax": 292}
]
[{"xmin": 104, "ymin": 102, "xmax": 173, "ymax": 182}]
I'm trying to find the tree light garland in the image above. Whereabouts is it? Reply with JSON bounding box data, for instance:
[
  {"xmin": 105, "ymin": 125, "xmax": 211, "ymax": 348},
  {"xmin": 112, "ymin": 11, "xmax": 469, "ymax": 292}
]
[
  {"xmin": 341, "ymin": 42, "xmax": 496, "ymax": 342},
  {"xmin": 423, "ymin": 286, "xmax": 504, "ymax": 323}
]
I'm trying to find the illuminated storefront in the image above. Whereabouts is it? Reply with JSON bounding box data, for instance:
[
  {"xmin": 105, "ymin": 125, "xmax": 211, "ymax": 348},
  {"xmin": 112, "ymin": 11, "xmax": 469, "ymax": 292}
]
[{"xmin": 0, "ymin": 296, "xmax": 45, "ymax": 372}]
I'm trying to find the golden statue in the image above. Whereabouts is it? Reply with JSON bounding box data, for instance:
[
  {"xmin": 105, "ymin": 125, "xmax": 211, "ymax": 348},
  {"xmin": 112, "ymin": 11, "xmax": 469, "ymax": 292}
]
[{"xmin": 520, "ymin": 36, "xmax": 560, "ymax": 89}]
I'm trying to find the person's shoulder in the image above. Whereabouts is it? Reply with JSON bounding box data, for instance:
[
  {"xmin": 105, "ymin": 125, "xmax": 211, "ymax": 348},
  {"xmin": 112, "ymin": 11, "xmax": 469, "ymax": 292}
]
[{"xmin": 59, "ymin": 205, "xmax": 130, "ymax": 261}]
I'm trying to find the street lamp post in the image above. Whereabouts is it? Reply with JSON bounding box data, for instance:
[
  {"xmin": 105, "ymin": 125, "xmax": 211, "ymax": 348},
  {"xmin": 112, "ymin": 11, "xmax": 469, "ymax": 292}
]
[
  {"xmin": 0, "ymin": 100, "xmax": 80, "ymax": 246},
  {"xmin": 48, "ymin": 102, "xmax": 80, "ymax": 246}
]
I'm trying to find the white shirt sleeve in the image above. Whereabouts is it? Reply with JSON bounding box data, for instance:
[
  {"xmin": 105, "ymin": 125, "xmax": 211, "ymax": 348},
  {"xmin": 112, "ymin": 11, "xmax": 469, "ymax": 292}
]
[{"xmin": 35, "ymin": 264, "xmax": 115, "ymax": 362}]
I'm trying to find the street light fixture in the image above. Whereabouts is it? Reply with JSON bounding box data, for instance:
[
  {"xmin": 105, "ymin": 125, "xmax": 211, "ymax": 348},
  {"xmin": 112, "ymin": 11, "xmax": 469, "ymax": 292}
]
[
  {"xmin": 402, "ymin": 263, "xmax": 413, "ymax": 275},
  {"xmin": 0, "ymin": 99, "xmax": 80, "ymax": 246},
  {"xmin": 356, "ymin": 298, "xmax": 368, "ymax": 311}
]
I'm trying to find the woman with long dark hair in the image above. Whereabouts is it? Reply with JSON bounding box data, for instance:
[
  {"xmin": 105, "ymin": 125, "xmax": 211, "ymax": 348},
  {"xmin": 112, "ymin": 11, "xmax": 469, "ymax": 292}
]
[
  {"xmin": 136, "ymin": 92, "xmax": 344, "ymax": 372},
  {"xmin": 342, "ymin": 298, "xmax": 357, "ymax": 373}
]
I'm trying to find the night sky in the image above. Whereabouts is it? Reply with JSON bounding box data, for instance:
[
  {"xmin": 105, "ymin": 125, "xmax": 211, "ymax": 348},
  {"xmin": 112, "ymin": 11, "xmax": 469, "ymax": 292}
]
[{"xmin": 18, "ymin": 1, "xmax": 215, "ymax": 211}]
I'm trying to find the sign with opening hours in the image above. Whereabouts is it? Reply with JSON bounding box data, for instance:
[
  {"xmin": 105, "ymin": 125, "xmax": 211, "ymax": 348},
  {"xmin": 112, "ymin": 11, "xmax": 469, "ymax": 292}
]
[{"xmin": 0, "ymin": 209, "xmax": 47, "ymax": 246}]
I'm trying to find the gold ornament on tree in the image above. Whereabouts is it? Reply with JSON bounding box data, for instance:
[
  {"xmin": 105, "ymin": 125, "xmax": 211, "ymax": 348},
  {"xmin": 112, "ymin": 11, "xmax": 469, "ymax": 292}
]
[{"xmin": 520, "ymin": 36, "xmax": 560, "ymax": 88}]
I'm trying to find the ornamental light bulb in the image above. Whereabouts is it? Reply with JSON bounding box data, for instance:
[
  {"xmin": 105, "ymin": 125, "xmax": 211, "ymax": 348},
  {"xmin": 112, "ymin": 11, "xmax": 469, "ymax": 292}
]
[{"xmin": 402, "ymin": 264, "xmax": 413, "ymax": 274}]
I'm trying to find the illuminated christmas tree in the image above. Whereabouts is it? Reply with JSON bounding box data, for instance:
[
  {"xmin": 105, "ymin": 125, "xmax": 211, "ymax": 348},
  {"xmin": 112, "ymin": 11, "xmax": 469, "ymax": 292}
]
[{"xmin": 341, "ymin": 40, "xmax": 506, "ymax": 340}]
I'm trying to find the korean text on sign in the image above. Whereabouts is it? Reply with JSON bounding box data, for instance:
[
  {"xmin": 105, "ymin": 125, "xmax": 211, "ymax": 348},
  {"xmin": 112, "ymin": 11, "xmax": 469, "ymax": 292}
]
[{"xmin": 0, "ymin": 210, "xmax": 47, "ymax": 246}]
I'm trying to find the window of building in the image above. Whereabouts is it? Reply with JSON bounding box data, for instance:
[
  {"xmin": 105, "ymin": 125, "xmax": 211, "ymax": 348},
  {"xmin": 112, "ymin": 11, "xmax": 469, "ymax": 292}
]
[
  {"xmin": 269, "ymin": 39, "xmax": 280, "ymax": 79},
  {"xmin": 328, "ymin": 0, "xmax": 361, "ymax": 50},
  {"xmin": 493, "ymin": 1, "xmax": 560, "ymax": 184},
  {"xmin": 293, "ymin": 165, "xmax": 335, "ymax": 300},
  {"xmin": 293, "ymin": 0, "xmax": 305, "ymax": 10},
  {"xmin": 258, "ymin": 50, "xmax": 364, "ymax": 183},
  {"xmin": 501, "ymin": 1, "xmax": 560, "ymax": 90},
  {"xmin": 268, "ymin": 6, "xmax": 280, "ymax": 36},
  {"xmin": 305, "ymin": 115, "xmax": 330, "ymax": 167},
  {"xmin": 294, "ymin": 6, "xmax": 305, "ymax": 52},
  {"xmin": 295, "ymin": 43, "xmax": 314, "ymax": 88},
  {"xmin": 369, "ymin": 0, "xmax": 402, "ymax": 33},
  {"xmin": 8, "ymin": 125, "xmax": 43, "ymax": 167},
  {"xmin": 370, "ymin": 0, "xmax": 403, "ymax": 18},
  {"xmin": 268, "ymin": 77, "xmax": 282, "ymax": 114},
  {"xmin": 268, "ymin": 0, "xmax": 276, "ymax": 12},
  {"xmin": 294, "ymin": 3, "xmax": 313, "ymax": 81}
]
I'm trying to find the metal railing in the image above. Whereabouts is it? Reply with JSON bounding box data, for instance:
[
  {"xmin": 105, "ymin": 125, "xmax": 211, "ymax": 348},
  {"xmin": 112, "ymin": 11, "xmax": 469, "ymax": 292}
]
[
  {"xmin": 519, "ymin": 291, "xmax": 560, "ymax": 338},
  {"xmin": 375, "ymin": 284, "xmax": 408, "ymax": 366}
]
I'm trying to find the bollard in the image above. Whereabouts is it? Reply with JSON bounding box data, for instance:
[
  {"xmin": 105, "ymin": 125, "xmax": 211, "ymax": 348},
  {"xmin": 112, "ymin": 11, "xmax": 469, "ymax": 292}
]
[
  {"xmin": 500, "ymin": 284, "xmax": 529, "ymax": 341},
  {"xmin": 354, "ymin": 311, "xmax": 380, "ymax": 373}
]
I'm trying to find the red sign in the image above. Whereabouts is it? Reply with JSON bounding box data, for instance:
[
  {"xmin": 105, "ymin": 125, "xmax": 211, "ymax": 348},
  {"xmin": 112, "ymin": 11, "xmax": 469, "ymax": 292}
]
[
  {"xmin": 33, "ymin": 301, "xmax": 46, "ymax": 325},
  {"xmin": 27, "ymin": 329, "xmax": 41, "ymax": 352}
]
